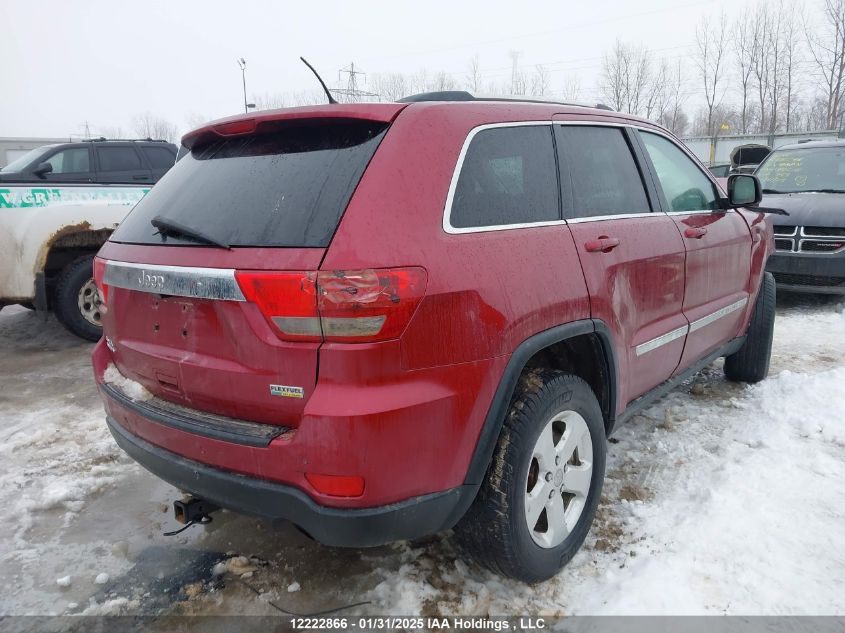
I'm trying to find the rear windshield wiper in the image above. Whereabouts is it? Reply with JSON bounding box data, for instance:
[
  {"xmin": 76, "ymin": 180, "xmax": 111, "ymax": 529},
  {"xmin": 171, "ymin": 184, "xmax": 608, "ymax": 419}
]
[{"xmin": 151, "ymin": 215, "xmax": 230, "ymax": 249}]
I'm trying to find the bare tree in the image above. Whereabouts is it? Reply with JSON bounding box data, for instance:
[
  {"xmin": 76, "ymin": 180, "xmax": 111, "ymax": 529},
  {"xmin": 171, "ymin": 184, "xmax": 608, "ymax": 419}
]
[
  {"xmin": 531, "ymin": 65, "xmax": 551, "ymax": 96},
  {"xmin": 660, "ymin": 59, "xmax": 689, "ymax": 135},
  {"xmin": 509, "ymin": 50, "xmax": 527, "ymax": 94},
  {"xmin": 561, "ymin": 74, "xmax": 582, "ymax": 101},
  {"xmin": 806, "ymin": 0, "xmax": 845, "ymax": 129},
  {"xmin": 600, "ymin": 39, "xmax": 653, "ymax": 116},
  {"xmin": 695, "ymin": 12, "xmax": 729, "ymax": 136},
  {"xmin": 408, "ymin": 69, "xmax": 429, "ymax": 94},
  {"xmin": 370, "ymin": 73, "xmax": 408, "ymax": 101},
  {"xmin": 252, "ymin": 93, "xmax": 286, "ymax": 110},
  {"xmin": 97, "ymin": 125, "xmax": 124, "ymax": 139},
  {"xmin": 133, "ymin": 112, "xmax": 178, "ymax": 143},
  {"xmin": 185, "ymin": 112, "xmax": 209, "ymax": 130},
  {"xmin": 431, "ymin": 71, "xmax": 457, "ymax": 92},
  {"xmin": 781, "ymin": 3, "xmax": 803, "ymax": 131},
  {"xmin": 691, "ymin": 103, "xmax": 738, "ymax": 136},
  {"xmin": 290, "ymin": 90, "xmax": 329, "ymax": 106},
  {"xmin": 466, "ymin": 55, "xmax": 482, "ymax": 93},
  {"xmin": 601, "ymin": 40, "xmax": 628, "ymax": 111},
  {"xmin": 643, "ymin": 60, "xmax": 670, "ymax": 121},
  {"xmin": 734, "ymin": 8, "xmax": 763, "ymax": 133}
]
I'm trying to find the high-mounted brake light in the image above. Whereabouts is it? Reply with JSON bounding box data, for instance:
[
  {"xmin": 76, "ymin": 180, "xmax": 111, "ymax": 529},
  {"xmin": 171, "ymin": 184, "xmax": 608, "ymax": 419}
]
[
  {"xmin": 93, "ymin": 257, "xmax": 109, "ymax": 308},
  {"xmin": 214, "ymin": 119, "xmax": 256, "ymax": 136},
  {"xmin": 235, "ymin": 268, "xmax": 427, "ymax": 343}
]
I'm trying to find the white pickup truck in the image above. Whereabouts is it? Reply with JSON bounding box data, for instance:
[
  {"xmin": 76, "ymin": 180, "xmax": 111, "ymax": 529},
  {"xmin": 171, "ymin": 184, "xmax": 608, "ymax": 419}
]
[{"xmin": 0, "ymin": 185, "xmax": 150, "ymax": 340}]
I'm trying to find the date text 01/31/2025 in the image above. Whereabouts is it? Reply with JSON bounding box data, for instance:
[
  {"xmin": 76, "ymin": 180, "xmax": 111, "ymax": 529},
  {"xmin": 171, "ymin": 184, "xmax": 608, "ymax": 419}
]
[{"xmin": 289, "ymin": 616, "xmax": 547, "ymax": 630}]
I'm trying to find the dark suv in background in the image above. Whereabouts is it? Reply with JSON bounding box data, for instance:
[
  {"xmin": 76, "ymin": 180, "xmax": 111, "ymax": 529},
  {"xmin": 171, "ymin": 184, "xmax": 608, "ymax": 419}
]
[
  {"xmin": 93, "ymin": 95, "xmax": 775, "ymax": 582},
  {"xmin": 0, "ymin": 138, "xmax": 177, "ymax": 184},
  {"xmin": 757, "ymin": 140, "xmax": 845, "ymax": 294}
]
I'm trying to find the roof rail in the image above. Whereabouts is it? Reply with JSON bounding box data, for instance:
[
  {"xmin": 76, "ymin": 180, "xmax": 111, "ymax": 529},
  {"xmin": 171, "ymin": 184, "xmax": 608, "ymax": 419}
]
[
  {"xmin": 78, "ymin": 137, "xmax": 170, "ymax": 143},
  {"xmin": 396, "ymin": 90, "xmax": 615, "ymax": 111}
]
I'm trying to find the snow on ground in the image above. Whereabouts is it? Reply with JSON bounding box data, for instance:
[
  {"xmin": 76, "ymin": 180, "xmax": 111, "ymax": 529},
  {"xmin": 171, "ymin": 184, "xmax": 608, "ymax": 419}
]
[{"xmin": 0, "ymin": 295, "xmax": 843, "ymax": 617}]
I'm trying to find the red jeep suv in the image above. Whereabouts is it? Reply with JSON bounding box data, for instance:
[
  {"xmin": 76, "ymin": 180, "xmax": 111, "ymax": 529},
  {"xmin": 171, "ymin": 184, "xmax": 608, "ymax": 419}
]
[{"xmin": 92, "ymin": 93, "xmax": 775, "ymax": 582}]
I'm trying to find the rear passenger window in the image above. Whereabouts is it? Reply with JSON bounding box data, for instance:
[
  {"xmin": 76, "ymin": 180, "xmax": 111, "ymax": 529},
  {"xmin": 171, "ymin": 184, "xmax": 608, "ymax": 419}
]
[
  {"xmin": 556, "ymin": 126, "xmax": 651, "ymax": 219},
  {"xmin": 141, "ymin": 146, "xmax": 176, "ymax": 169},
  {"xmin": 97, "ymin": 146, "xmax": 142, "ymax": 172},
  {"xmin": 450, "ymin": 125, "xmax": 559, "ymax": 229},
  {"xmin": 640, "ymin": 132, "xmax": 719, "ymax": 212}
]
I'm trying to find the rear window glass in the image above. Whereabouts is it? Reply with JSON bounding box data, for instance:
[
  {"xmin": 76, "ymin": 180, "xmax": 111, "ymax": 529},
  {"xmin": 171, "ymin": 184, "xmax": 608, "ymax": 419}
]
[
  {"xmin": 112, "ymin": 120, "xmax": 388, "ymax": 248},
  {"xmin": 450, "ymin": 125, "xmax": 559, "ymax": 229}
]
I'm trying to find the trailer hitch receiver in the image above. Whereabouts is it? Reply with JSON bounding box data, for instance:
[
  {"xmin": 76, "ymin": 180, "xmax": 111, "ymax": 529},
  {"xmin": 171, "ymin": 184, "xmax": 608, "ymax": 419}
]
[{"xmin": 173, "ymin": 497, "xmax": 220, "ymax": 524}]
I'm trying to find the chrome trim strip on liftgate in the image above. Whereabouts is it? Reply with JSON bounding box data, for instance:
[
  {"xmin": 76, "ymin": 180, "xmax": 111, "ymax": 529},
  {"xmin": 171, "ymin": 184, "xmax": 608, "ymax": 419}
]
[
  {"xmin": 635, "ymin": 297, "xmax": 749, "ymax": 356},
  {"xmin": 103, "ymin": 260, "xmax": 246, "ymax": 301}
]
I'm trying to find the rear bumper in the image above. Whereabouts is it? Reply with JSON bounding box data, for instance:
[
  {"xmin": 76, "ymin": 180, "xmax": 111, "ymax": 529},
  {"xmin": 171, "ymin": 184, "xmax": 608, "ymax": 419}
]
[
  {"xmin": 766, "ymin": 251, "xmax": 845, "ymax": 294},
  {"xmin": 107, "ymin": 415, "xmax": 474, "ymax": 547}
]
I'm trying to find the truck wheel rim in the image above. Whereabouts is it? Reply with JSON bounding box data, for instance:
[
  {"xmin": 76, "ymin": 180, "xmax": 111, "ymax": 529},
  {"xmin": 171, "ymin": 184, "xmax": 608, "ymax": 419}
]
[
  {"xmin": 524, "ymin": 410, "xmax": 593, "ymax": 549},
  {"xmin": 77, "ymin": 278, "xmax": 102, "ymax": 327}
]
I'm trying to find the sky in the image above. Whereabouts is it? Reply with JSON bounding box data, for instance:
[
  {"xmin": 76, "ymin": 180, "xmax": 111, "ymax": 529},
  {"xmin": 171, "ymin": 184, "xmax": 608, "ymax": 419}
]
[{"xmin": 0, "ymin": 0, "xmax": 776, "ymax": 140}]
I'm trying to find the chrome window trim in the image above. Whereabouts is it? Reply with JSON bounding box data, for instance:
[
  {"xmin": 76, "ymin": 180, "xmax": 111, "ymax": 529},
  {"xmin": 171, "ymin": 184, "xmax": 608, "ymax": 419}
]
[
  {"xmin": 567, "ymin": 212, "xmax": 666, "ymax": 224},
  {"xmin": 103, "ymin": 260, "xmax": 246, "ymax": 301},
  {"xmin": 442, "ymin": 121, "xmax": 559, "ymax": 235},
  {"xmin": 441, "ymin": 119, "xmax": 725, "ymax": 234},
  {"xmin": 688, "ymin": 298, "xmax": 748, "ymax": 333},
  {"xmin": 664, "ymin": 210, "xmax": 726, "ymax": 216}
]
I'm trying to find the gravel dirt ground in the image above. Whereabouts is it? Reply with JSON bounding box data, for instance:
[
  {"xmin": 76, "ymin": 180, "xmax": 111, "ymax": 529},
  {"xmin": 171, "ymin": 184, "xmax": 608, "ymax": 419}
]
[{"xmin": 0, "ymin": 294, "xmax": 843, "ymax": 617}]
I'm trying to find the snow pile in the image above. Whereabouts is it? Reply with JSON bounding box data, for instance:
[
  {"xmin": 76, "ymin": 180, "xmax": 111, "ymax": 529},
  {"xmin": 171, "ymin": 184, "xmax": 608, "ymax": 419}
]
[
  {"xmin": 573, "ymin": 366, "xmax": 845, "ymax": 615},
  {"xmin": 0, "ymin": 308, "xmax": 139, "ymax": 561},
  {"xmin": 366, "ymin": 304, "xmax": 845, "ymax": 615},
  {"xmin": 104, "ymin": 364, "xmax": 153, "ymax": 402}
]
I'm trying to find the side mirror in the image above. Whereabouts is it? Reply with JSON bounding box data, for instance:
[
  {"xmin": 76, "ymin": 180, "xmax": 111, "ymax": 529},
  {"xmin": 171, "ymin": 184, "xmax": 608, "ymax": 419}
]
[
  {"xmin": 726, "ymin": 174, "xmax": 761, "ymax": 207},
  {"xmin": 32, "ymin": 162, "xmax": 53, "ymax": 177}
]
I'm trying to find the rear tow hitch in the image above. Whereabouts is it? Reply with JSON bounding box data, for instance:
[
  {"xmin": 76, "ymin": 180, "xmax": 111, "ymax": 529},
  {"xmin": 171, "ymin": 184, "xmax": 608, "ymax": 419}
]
[{"xmin": 163, "ymin": 497, "xmax": 220, "ymax": 536}]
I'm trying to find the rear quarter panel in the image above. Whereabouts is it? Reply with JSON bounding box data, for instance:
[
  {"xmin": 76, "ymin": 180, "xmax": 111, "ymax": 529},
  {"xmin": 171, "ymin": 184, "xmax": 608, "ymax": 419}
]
[
  {"xmin": 322, "ymin": 103, "xmax": 591, "ymax": 368},
  {"xmin": 318, "ymin": 104, "xmax": 591, "ymax": 492}
]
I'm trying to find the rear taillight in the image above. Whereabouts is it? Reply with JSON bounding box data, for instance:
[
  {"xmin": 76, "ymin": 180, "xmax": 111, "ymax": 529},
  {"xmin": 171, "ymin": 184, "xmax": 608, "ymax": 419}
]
[
  {"xmin": 93, "ymin": 257, "xmax": 109, "ymax": 308},
  {"xmin": 235, "ymin": 267, "xmax": 427, "ymax": 343}
]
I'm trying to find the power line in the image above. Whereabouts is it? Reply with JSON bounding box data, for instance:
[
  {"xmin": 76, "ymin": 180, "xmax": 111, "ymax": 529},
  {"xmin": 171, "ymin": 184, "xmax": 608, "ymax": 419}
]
[{"xmin": 333, "ymin": 62, "xmax": 378, "ymax": 103}]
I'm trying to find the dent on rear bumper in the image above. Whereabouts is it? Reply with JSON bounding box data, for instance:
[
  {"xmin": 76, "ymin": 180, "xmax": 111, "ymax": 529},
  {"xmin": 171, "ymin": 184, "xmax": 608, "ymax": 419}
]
[
  {"xmin": 106, "ymin": 415, "xmax": 475, "ymax": 547},
  {"xmin": 93, "ymin": 338, "xmax": 506, "ymax": 509}
]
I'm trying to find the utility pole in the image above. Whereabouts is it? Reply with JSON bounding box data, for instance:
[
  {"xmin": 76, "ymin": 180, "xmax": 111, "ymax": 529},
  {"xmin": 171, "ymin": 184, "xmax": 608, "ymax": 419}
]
[
  {"xmin": 237, "ymin": 58, "xmax": 256, "ymax": 113},
  {"xmin": 335, "ymin": 62, "xmax": 377, "ymax": 103}
]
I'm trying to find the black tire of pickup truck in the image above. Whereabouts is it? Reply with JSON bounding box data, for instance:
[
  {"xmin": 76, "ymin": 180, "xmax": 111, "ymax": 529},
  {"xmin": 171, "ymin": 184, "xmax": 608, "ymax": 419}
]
[
  {"xmin": 53, "ymin": 255, "xmax": 103, "ymax": 342},
  {"xmin": 724, "ymin": 271, "xmax": 775, "ymax": 383},
  {"xmin": 454, "ymin": 371, "xmax": 606, "ymax": 583}
]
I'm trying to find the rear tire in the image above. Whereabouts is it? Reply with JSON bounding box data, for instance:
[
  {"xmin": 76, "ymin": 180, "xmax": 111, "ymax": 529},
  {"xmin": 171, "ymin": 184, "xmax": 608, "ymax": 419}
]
[
  {"xmin": 454, "ymin": 371, "xmax": 606, "ymax": 582},
  {"xmin": 53, "ymin": 254, "xmax": 103, "ymax": 342},
  {"xmin": 724, "ymin": 272, "xmax": 775, "ymax": 383}
]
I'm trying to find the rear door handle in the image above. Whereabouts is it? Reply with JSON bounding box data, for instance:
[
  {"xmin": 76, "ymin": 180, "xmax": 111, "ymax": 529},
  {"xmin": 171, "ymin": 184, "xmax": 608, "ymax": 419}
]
[
  {"xmin": 584, "ymin": 236, "xmax": 621, "ymax": 253},
  {"xmin": 684, "ymin": 227, "xmax": 707, "ymax": 239},
  {"xmin": 133, "ymin": 174, "xmax": 150, "ymax": 180}
]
